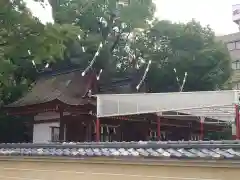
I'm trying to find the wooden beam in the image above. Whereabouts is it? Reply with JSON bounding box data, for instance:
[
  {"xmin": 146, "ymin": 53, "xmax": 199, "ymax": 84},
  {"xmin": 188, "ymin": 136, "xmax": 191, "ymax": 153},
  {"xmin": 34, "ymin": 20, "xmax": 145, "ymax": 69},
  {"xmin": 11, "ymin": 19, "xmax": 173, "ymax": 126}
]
[{"xmin": 33, "ymin": 119, "xmax": 59, "ymax": 124}]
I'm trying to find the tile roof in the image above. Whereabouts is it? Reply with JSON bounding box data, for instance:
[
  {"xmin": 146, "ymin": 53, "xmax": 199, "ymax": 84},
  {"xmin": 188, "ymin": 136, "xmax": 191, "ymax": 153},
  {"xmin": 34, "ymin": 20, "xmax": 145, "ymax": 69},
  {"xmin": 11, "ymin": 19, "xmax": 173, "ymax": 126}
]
[
  {"xmin": 5, "ymin": 70, "xmax": 95, "ymax": 107},
  {"xmin": 1, "ymin": 141, "xmax": 240, "ymax": 160},
  {"xmin": 5, "ymin": 68, "xmax": 144, "ymax": 108}
]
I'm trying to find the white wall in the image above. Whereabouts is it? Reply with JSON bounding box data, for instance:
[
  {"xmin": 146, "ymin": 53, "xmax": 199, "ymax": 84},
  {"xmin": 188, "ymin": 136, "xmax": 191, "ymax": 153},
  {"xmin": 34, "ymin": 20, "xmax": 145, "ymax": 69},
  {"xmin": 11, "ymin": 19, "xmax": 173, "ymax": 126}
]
[
  {"xmin": 33, "ymin": 112, "xmax": 70, "ymax": 143},
  {"xmin": 33, "ymin": 122, "xmax": 59, "ymax": 143}
]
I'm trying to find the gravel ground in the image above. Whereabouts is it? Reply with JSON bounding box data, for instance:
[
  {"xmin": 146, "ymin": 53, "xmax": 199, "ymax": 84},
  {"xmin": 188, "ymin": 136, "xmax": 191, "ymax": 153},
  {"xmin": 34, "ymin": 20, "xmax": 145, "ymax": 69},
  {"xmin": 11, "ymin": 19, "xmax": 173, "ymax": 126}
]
[{"xmin": 0, "ymin": 159, "xmax": 239, "ymax": 180}]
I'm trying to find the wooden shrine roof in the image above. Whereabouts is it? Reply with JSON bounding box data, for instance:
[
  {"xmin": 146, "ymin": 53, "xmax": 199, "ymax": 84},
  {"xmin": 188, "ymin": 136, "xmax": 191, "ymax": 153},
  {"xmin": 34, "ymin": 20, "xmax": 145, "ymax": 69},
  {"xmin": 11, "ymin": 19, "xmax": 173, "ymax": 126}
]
[
  {"xmin": 5, "ymin": 70, "xmax": 96, "ymax": 108},
  {"xmin": 4, "ymin": 68, "xmax": 144, "ymax": 108}
]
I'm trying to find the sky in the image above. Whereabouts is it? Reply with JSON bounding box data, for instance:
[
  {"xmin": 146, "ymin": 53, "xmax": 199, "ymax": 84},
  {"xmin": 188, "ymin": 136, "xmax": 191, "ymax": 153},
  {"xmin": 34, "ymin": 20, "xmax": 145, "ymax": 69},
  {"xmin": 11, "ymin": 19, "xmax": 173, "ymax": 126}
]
[
  {"xmin": 26, "ymin": 0, "xmax": 240, "ymax": 35},
  {"xmin": 155, "ymin": 0, "xmax": 240, "ymax": 35}
]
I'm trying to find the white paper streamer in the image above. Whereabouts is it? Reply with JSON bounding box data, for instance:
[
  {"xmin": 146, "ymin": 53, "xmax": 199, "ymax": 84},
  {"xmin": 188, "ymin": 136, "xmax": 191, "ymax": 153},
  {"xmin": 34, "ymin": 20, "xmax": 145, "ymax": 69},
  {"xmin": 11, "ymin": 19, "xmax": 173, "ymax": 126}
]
[
  {"xmin": 173, "ymin": 68, "xmax": 188, "ymax": 92},
  {"xmin": 96, "ymin": 69, "xmax": 103, "ymax": 80},
  {"xmin": 45, "ymin": 63, "xmax": 49, "ymax": 68},
  {"xmin": 31, "ymin": 60, "xmax": 39, "ymax": 73},
  {"xmin": 180, "ymin": 72, "xmax": 188, "ymax": 92},
  {"xmin": 136, "ymin": 60, "xmax": 152, "ymax": 91},
  {"xmin": 82, "ymin": 46, "xmax": 86, "ymax": 52},
  {"xmin": 31, "ymin": 60, "xmax": 36, "ymax": 66}
]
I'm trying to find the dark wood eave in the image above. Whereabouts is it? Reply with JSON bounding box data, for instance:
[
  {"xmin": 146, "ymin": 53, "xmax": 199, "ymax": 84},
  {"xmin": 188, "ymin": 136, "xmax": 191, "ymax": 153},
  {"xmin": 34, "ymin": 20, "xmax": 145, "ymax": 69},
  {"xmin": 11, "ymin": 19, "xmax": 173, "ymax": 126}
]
[
  {"xmin": 3, "ymin": 99, "xmax": 96, "ymax": 116},
  {"xmin": 4, "ymin": 69, "xmax": 98, "ymax": 109}
]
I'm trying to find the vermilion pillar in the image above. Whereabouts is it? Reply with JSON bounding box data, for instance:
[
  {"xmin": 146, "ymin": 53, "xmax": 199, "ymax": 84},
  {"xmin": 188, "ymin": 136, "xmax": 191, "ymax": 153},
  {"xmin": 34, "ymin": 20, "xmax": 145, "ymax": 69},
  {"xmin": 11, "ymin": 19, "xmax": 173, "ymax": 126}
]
[
  {"xmin": 96, "ymin": 118, "xmax": 100, "ymax": 142},
  {"xmin": 238, "ymin": 113, "xmax": 240, "ymax": 140},
  {"xmin": 157, "ymin": 116, "xmax": 161, "ymax": 141},
  {"xmin": 235, "ymin": 104, "xmax": 240, "ymax": 140}
]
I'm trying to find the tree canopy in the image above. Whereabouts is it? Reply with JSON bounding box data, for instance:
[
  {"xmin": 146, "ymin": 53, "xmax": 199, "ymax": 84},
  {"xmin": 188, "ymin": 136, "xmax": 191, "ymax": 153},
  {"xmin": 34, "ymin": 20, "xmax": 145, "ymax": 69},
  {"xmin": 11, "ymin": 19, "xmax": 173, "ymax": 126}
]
[
  {"xmin": 46, "ymin": 0, "xmax": 231, "ymax": 92},
  {"xmin": 146, "ymin": 20, "xmax": 231, "ymax": 92},
  {"xmin": 0, "ymin": 0, "xmax": 82, "ymax": 104},
  {"xmin": 0, "ymin": 0, "xmax": 231, "ymax": 103},
  {"xmin": 0, "ymin": 0, "xmax": 232, "ymax": 142}
]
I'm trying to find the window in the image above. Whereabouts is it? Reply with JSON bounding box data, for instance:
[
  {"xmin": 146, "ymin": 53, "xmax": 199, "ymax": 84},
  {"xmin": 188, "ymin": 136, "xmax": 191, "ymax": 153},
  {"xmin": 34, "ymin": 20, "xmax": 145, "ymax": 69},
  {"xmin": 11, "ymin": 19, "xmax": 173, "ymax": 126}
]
[
  {"xmin": 51, "ymin": 127, "xmax": 59, "ymax": 142},
  {"xmin": 227, "ymin": 42, "xmax": 236, "ymax": 50},
  {"xmin": 236, "ymin": 41, "xmax": 240, "ymax": 49},
  {"xmin": 226, "ymin": 41, "xmax": 240, "ymax": 50},
  {"xmin": 232, "ymin": 60, "xmax": 240, "ymax": 70},
  {"xmin": 234, "ymin": 83, "xmax": 240, "ymax": 90}
]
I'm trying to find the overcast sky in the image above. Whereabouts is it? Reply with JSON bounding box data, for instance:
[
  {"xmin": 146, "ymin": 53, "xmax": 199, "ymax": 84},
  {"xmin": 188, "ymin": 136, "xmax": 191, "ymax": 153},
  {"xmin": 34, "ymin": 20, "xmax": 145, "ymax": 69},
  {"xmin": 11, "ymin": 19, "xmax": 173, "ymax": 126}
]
[{"xmin": 26, "ymin": 0, "xmax": 240, "ymax": 35}]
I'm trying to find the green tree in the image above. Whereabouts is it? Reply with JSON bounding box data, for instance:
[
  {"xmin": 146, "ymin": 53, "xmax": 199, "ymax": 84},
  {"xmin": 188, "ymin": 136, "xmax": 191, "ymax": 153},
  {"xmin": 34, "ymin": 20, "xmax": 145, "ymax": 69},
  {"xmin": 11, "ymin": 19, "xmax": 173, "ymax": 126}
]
[
  {"xmin": 0, "ymin": 0, "xmax": 232, "ymax": 142},
  {"xmin": 0, "ymin": 0, "xmax": 82, "ymax": 103},
  {"xmin": 0, "ymin": 0, "xmax": 82, "ymax": 142},
  {"xmin": 48, "ymin": 0, "xmax": 156, "ymax": 75},
  {"xmin": 39, "ymin": 1, "xmax": 231, "ymax": 92},
  {"xmin": 131, "ymin": 20, "xmax": 232, "ymax": 92},
  {"xmin": 1, "ymin": 1, "xmax": 232, "ymax": 102}
]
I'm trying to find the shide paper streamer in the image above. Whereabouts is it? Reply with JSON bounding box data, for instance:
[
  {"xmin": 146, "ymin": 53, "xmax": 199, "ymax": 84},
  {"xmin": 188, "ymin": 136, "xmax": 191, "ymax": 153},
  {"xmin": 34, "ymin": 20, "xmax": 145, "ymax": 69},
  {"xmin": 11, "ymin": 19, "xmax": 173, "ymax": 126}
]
[
  {"xmin": 136, "ymin": 60, "xmax": 152, "ymax": 91},
  {"xmin": 82, "ymin": 42, "xmax": 104, "ymax": 77}
]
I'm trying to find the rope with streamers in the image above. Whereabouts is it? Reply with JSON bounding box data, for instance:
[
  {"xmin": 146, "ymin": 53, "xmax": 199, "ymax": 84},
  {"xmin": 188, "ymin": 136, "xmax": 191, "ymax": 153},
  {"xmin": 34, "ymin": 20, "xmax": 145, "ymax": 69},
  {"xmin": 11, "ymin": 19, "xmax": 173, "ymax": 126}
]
[
  {"xmin": 82, "ymin": 41, "xmax": 104, "ymax": 76},
  {"xmin": 136, "ymin": 60, "xmax": 152, "ymax": 91},
  {"xmin": 173, "ymin": 68, "xmax": 188, "ymax": 92},
  {"xmin": 81, "ymin": 0, "xmax": 125, "ymax": 77}
]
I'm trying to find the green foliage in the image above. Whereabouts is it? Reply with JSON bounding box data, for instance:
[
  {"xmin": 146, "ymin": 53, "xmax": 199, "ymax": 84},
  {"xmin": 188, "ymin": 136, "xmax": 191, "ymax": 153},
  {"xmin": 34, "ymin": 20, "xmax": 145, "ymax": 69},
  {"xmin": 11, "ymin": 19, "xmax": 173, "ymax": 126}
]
[
  {"xmin": 0, "ymin": 0, "xmax": 233, "ymax": 142},
  {"xmin": 50, "ymin": 0, "xmax": 156, "ymax": 73},
  {"xmin": 0, "ymin": 0, "xmax": 82, "ymax": 103},
  {"xmin": 205, "ymin": 129, "xmax": 232, "ymax": 140},
  {"xmin": 0, "ymin": 0, "xmax": 83, "ymax": 142},
  {"xmin": 0, "ymin": 0, "xmax": 232, "ymax": 103},
  {"xmin": 0, "ymin": 113, "xmax": 32, "ymax": 143},
  {"xmin": 0, "ymin": 0, "xmax": 232, "ymax": 105},
  {"xmin": 140, "ymin": 20, "xmax": 232, "ymax": 92}
]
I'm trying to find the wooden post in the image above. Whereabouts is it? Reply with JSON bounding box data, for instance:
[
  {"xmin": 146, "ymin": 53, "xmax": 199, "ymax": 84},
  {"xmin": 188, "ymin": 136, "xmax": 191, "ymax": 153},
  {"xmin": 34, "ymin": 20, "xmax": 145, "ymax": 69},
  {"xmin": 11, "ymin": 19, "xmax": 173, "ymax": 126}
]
[
  {"xmin": 59, "ymin": 110, "xmax": 64, "ymax": 142},
  {"xmin": 88, "ymin": 123, "xmax": 92, "ymax": 142},
  {"xmin": 238, "ymin": 113, "xmax": 240, "ymax": 140},
  {"xmin": 156, "ymin": 112, "xmax": 162, "ymax": 141},
  {"xmin": 157, "ymin": 116, "xmax": 161, "ymax": 141},
  {"xmin": 96, "ymin": 118, "xmax": 100, "ymax": 142},
  {"xmin": 148, "ymin": 119, "xmax": 151, "ymax": 141},
  {"xmin": 232, "ymin": 123, "xmax": 237, "ymax": 140},
  {"xmin": 200, "ymin": 117, "xmax": 204, "ymax": 140},
  {"xmin": 236, "ymin": 104, "xmax": 240, "ymax": 140}
]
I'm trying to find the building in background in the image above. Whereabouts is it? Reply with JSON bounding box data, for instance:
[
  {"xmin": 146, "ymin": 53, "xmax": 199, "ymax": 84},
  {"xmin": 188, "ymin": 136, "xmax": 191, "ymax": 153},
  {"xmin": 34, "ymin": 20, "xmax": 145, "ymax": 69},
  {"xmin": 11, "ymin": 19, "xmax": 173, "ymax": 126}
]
[
  {"xmin": 217, "ymin": 32, "xmax": 240, "ymax": 89},
  {"xmin": 232, "ymin": 4, "xmax": 240, "ymax": 30},
  {"xmin": 217, "ymin": 5, "xmax": 240, "ymax": 89}
]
